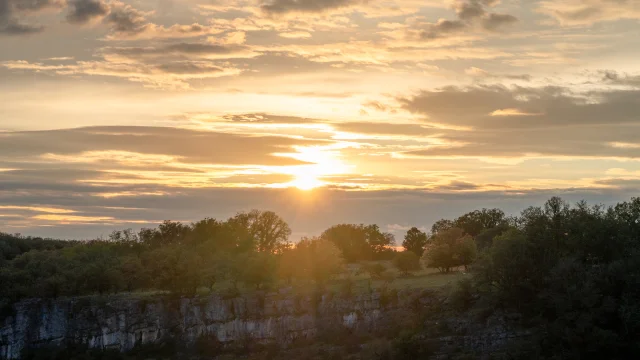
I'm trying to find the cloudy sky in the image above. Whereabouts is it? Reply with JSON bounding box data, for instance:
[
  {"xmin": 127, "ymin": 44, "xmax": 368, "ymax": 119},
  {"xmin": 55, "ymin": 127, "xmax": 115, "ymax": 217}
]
[{"xmin": 2, "ymin": 0, "xmax": 640, "ymax": 240}]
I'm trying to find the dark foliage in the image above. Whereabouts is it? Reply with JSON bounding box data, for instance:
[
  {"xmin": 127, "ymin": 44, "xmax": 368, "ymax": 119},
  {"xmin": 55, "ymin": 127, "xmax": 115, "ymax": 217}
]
[
  {"xmin": 321, "ymin": 224, "xmax": 395, "ymax": 262},
  {"xmin": 470, "ymin": 197, "xmax": 640, "ymax": 359}
]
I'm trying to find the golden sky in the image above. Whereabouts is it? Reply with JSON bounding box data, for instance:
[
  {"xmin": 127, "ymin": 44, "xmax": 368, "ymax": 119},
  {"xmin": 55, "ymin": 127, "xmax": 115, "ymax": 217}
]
[{"xmin": 2, "ymin": 0, "xmax": 640, "ymax": 238}]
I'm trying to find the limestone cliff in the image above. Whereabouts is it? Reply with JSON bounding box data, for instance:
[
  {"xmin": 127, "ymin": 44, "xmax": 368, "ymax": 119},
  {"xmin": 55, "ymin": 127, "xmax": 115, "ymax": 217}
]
[
  {"xmin": 1, "ymin": 288, "xmax": 528, "ymax": 359},
  {"xmin": 0, "ymin": 289, "xmax": 417, "ymax": 359}
]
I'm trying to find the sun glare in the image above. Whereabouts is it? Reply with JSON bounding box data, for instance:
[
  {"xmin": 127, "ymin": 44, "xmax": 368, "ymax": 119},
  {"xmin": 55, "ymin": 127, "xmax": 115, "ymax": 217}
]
[
  {"xmin": 289, "ymin": 173, "xmax": 325, "ymax": 190},
  {"xmin": 275, "ymin": 144, "xmax": 352, "ymax": 190}
]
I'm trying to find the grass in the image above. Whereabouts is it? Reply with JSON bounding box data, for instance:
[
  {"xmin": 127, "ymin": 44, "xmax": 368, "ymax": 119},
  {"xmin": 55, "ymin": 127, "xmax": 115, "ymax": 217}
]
[
  {"xmin": 40, "ymin": 262, "xmax": 467, "ymax": 304},
  {"xmin": 340, "ymin": 262, "xmax": 470, "ymax": 293},
  {"xmin": 194, "ymin": 261, "xmax": 470, "ymax": 298}
]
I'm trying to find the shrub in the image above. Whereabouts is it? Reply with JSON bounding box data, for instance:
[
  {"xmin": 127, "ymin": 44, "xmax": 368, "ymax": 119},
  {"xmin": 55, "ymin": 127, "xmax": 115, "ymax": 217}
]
[{"xmin": 393, "ymin": 252, "xmax": 421, "ymax": 276}]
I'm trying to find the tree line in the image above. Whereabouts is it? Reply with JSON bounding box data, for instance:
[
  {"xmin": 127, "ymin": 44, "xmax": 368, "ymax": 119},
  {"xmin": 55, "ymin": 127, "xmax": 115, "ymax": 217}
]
[
  {"xmin": 0, "ymin": 210, "xmax": 397, "ymax": 303},
  {"xmin": 455, "ymin": 198, "xmax": 640, "ymax": 359}
]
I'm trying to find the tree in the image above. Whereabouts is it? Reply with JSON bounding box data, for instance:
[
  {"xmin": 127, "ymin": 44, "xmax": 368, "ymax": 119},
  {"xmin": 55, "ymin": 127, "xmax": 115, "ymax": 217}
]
[
  {"xmin": 362, "ymin": 262, "xmax": 386, "ymax": 279},
  {"xmin": 475, "ymin": 223, "xmax": 511, "ymax": 250},
  {"xmin": 147, "ymin": 246, "xmax": 203, "ymax": 295},
  {"xmin": 190, "ymin": 218, "xmax": 227, "ymax": 247},
  {"xmin": 454, "ymin": 208, "xmax": 505, "ymax": 237},
  {"xmin": 321, "ymin": 224, "xmax": 394, "ymax": 262},
  {"xmin": 237, "ymin": 252, "xmax": 277, "ymax": 289},
  {"xmin": 321, "ymin": 224, "xmax": 371, "ymax": 262},
  {"xmin": 422, "ymin": 228, "xmax": 474, "ymax": 273},
  {"xmin": 365, "ymin": 224, "xmax": 396, "ymax": 256},
  {"xmin": 231, "ymin": 210, "xmax": 292, "ymax": 253},
  {"xmin": 303, "ymin": 239, "xmax": 344, "ymax": 286},
  {"xmin": 284, "ymin": 237, "xmax": 345, "ymax": 287},
  {"xmin": 108, "ymin": 228, "xmax": 139, "ymax": 244},
  {"xmin": 393, "ymin": 251, "xmax": 421, "ymax": 276},
  {"xmin": 200, "ymin": 253, "xmax": 229, "ymax": 292},
  {"xmin": 119, "ymin": 255, "xmax": 147, "ymax": 292},
  {"xmin": 457, "ymin": 235, "xmax": 477, "ymax": 271},
  {"xmin": 402, "ymin": 227, "xmax": 428, "ymax": 256},
  {"xmin": 137, "ymin": 221, "xmax": 192, "ymax": 248},
  {"xmin": 431, "ymin": 219, "xmax": 454, "ymax": 235},
  {"xmin": 278, "ymin": 247, "xmax": 299, "ymax": 284}
]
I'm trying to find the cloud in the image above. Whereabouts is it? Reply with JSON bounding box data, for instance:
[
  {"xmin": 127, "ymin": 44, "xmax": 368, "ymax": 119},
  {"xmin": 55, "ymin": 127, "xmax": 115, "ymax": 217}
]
[
  {"xmin": 0, "ymin": 126, "xmax": 323, "ymax": 166},
  {"xmin": 489, "ymin": 108, "xmax": 542, "ymax": 116},
  {"xmin": 465, "ymin": 67, "xmax": 531, "ymax": 81},
  {"xmin": 481, "ymin": 13, "xmax": 517, "ymax": 31},
  {"xmin": 0, "ymin": 19, "xmax": 42, "ymax": 34},
  {"xmin": 538, "ymin": 0, "xmax": 640, "ymax": 25},
  {"xmin": 261, "ymin": 0, "xmax": 360, "ymax": 14},
  {"xmin": 396, "ymin": 82, "xmax": 640, "ymax": 161},
  {"xmin": 0, "ymin": 0, "xmax": 58, "ymax": 35},
  {"xmin": 0, "ymin": 205, "xmax": 76, "ymax": 214},
  {"xmin": 434, "ymin": 180, "xmax": 480, "ymax": 191},
  {"xmin": 278, "ymin": 30, "xmax": 311, "ymax": 38},
  {"xmin": 404, "ymin": 0, "xmax": 518, "ymax": 42},
  {"xmin": 599, "ymin": 70, "xmax": 640, "ymax": 88},
  {"xmin": 105, "ymin": 43, "xmax": 255, "ymax": 59},
  {"xmin": 401, "ymin": 84, "xmax": 640, "ymax": 129},
  {"xmin": 66, "ymin": 0, "xmax": 108, "ymax": 24},
  {"xmin": 102, "ymin": 1, "xmax": 147, "ymax": 33},
  {"xmin": 1, "ymin": 0, "xmax": 221, "ymax": 38},
  {"xmin": 1, "ymin": 43, "xmax": 248, "ymax": 89},
  {"xmin": 332, "ymin": 122, "xmax": 438, "ymax": 137},
  {"xmin": 362, "ymin": 100, "xmax": 398, "ymax": 113},
  {"xmin": 221, "ymin": 113, "xmax": 320, "ymax": 124}
]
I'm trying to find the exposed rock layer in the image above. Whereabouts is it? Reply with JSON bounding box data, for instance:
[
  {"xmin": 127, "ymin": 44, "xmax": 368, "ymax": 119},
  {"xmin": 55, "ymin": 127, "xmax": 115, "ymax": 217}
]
[{"xmin": 0, "ymin": 289, "xmax": 415, "ymax": 359}]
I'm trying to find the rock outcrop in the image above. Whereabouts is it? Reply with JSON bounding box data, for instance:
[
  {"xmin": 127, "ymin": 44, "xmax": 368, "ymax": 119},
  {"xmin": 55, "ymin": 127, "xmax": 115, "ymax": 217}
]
[
  {"xmin": 1, "ymin": 288, "xmax": 527, "ymax": 359},
  {"xmin": 0, "ymin": 289, "xmax": 420, "ymax": 359}
]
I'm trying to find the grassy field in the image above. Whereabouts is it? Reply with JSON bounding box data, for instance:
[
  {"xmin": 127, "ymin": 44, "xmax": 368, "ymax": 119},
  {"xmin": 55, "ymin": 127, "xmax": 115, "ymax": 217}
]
[
  {"xmin": 337, "ymin": 261, "xmax": 469, "ymax": 293},
  {"xmin": 66, "ymin": 261, "xmax": 468, "ymax": 302}
]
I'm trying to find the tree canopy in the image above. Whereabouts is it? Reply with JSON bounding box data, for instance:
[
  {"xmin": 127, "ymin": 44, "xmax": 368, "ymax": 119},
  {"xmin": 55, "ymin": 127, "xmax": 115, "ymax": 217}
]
[
  {"xmin": 402, "ymin": 227, "xmax": 428, "ymax": 256},
  {"xmin": 321, "ymin": 224, "xmax": 395, "ymax": 262}
]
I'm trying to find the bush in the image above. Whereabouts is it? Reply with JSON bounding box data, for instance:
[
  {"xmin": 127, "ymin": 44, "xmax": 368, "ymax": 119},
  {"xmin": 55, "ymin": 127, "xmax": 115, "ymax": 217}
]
[
  {"xmin": 393, "ymin": 252, "xmax": 421, "ymax": 276},
  {"xmin": 363, "ymin": 262, "xmax": 387, "ymax": 279}
]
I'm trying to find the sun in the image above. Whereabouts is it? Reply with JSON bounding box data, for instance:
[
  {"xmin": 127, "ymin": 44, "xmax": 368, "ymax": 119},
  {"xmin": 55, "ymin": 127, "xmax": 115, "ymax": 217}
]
[
  {"xmin": 289, "ymin": 173, "xmax": 324, "ymax": 191},
  {"xmin": 273, "ymin": 144, "xmax": 353, "ymax": 191}
]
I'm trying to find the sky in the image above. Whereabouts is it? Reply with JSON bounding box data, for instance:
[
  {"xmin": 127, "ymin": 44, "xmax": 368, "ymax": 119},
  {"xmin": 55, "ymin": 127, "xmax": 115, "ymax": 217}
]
[{"xmin": 1, "ymin": 0, "xmax": 640, "ymax": 240}]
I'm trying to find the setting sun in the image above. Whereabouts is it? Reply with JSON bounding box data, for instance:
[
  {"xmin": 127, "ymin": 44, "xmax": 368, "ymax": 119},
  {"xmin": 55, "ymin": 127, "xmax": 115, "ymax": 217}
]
[
  {"xmin": 274, "ymin": 144, "xmax": 352, "ymax": 190},
  {"xmin": 289, "ymin": 173, "xmax": 325, "ymax": 190}
]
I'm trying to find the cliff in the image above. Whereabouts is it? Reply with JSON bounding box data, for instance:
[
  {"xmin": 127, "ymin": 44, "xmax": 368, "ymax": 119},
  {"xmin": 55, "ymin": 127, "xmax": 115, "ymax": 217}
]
[
  {"xmin": 0, "ymin": 288, "xmax": 424, "ymax": 359},
  {"xmin": 0, "ymin": 288, "xmax": 528, "ymax": 359}
]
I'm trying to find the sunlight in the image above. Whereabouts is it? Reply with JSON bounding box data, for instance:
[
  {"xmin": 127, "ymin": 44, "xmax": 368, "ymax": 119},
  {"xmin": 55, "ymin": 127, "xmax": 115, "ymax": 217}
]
[
  {"xmin": 274, "ymin": 144, "xmax": 353, "ymax": 190},
  {"xmin": 289, "ymin": 173, "xmax": 325, "ymax": 190}
]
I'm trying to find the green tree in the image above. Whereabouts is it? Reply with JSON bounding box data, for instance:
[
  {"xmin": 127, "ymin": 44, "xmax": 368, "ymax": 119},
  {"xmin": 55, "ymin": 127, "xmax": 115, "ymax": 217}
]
[
  {"xmin": 430, "ymin": 219, "xmax": 454, "ymax": 235},
  {"xmin": 422, "ymin": 228, "xmax": 473, "ymax": 273},
  {"xmin": 393, "ymin": 251, "xmax": 421, "ymax": 276},
  {"xmin": 303, "ymin": 238, "xmax": 345, "ymax": 286},
  {"xmin": 454, "ymin": 208, "xmax": 505, "ymax": 237},
  {"xmin": 237, "ymin": 252, "xmax": 277, "ymax": 289},
  {"xmin": 457, "ymin": 235, "xmax": 477, "ymax": 271},
  {"xmin": 147, "ymin": 246, "xmax": 203, "ymax": 295},
  {"xmin": 321, "ymin": 224, "xmax": 394, "ymax": 262},
  {"xmin": 200, "ymin": 253, "xmax": 228, "ymax": 292},
  {"xmin": 277, "ymin": 247, "xmax": 299, "ymax": 284},
  {"xmin": 119, "ymin": 255, "xmax": 147, "ymax": 292},
  {"xmin": 230, "ymin": 210, "xmax": 292, "ymax": 253},
  {"xmin": 402, "ymin": 227, "xmax": 428, "ymax": 256}
]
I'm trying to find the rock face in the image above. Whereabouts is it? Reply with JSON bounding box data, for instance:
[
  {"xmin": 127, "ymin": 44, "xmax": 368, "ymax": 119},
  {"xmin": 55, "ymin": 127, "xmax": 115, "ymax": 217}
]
[{"xmin": 0, "ymin": 289, "xmax": 417, "ymax": 359}]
